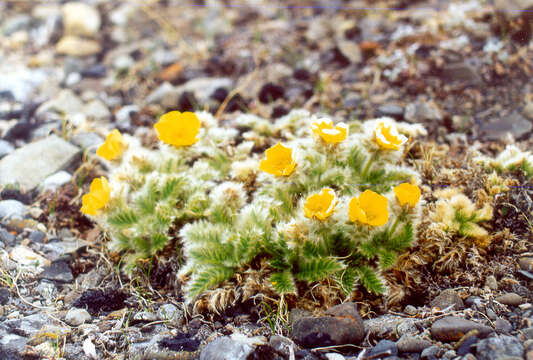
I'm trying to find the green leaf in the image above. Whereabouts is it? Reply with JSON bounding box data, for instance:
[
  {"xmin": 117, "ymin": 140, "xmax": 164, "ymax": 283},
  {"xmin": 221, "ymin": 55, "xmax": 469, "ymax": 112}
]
[
  {"xmin": 108, "ymin": 209, "xmax": 138, "ymax": 227},
  {"xmin": 161, "ymin": 177, "xmax": 184, "ymax": 199},
  {"xmin": 296, "ymin": 257, "xmax": 345, "ymax": 282},
  {"xmin": 347, "ymin": 147, "xmax": 365, "ymax": 173},
  {"xmin": 336, "ymin": 267, "xmax": 358, "ymax": 296},
  {"xmin": 357, "ymin": 266, "xmax": 386, "ymax": 294},
  {"xmin": 377, "ymin": 249, "xmax": 397, "ymax": 270},
  {"xmin": 151, "ymin": 233, "xmax": 169, "ymax": 252},
  {"xmin": 187, "ymin": 266, "xmax": 235, "ymax": 300},
  {"xmin": 271, "ymin": 271, "xmax": 296, "ymax": 295},
  {"xmin": 386, "ymin": 223, "xmax": 413, "ymax": 251}
]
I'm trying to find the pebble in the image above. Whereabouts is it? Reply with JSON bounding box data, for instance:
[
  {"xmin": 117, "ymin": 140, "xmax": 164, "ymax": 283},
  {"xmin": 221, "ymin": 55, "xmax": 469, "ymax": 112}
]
[
  {"xmin": 397, "ymin": 335, "xmax": 433, "ymax": 353},
  {"xmin": 430, "ymin": 289, "xmax": 465, "ymax": 311},
  {"xmin": 61, "ymin": 2, "xmax": 101, "ymax": 37},
  {"xmin": 376, "ymin": 103, "xmax": 404, "ymax": 120},
  {"xmin": 36, "ymin": 89, "xmax": 83, "ymax": 117},
  {"xmin": 421, "ymin": 345, "xmax": 444, "ymax": 360},
  {"xmin": 430, "ymin": 316, "xmax": 493, "ymax": 342},
  {"xmin": 495, "ymin": 318, "xmax": 513, "ymax": 333},
  {"xmin": 343, "ymin": 94, "xmax": 362, "ymax": 109},
  {"xmin": 442, "ymin": 61, "xmax": 483, "ymax": 85},
  {"xmin": 0, "ymin": 200, "xmax": 26, "ymax": 219},
  {"xmin": 479, "ymin": 112, "xmax": 533, "ymax": 141},
  {"xmin": 336, "ymin": 39, "xmax": 362, "ymax": 64},
  {"xmin": 199, "ymin": 336, "xmax": 255, "ymax": 360},
  {"xmin": 496, "ymin": 293, "xmax": 525, "ymax": 306},
  {"xmin": 0, "ymin": 135, "xmax": 81, "ymax": 190},
  {"xmin": 56, "ymin": 36, "xmax": 101, "ymax": 57},
  {"xmin": 70, "ymin": 132, "xmax": 104, "ymax": 151},
  {"xmin": 38, "ymin": 259, "xmax": 74, "ymax": 283},
  {"xmin": 83, "ymin": 99, "xmax": 111, "ymax": 122},
  {"xmin": 178, "ymin": 77, "xmax": 234, "ymax": 105},
  {"xmin": 519, "ymin": 257, "xmax": 533, "ymax": 272},
  {"xmin": 81, "ymin": 63, "xmax": 107, "ymax": 78},
  {"xmin": 269, "ymin": 335, "xmax": 297, "ymax": 358},
  {"xmin": 157, "ymin": 303, "xmax": 183, "ymax": 324},
  {"xmin": 475, "ymin": 335, "xmax": 524, "ymax": 360},
  {"xmin": 65, "ymin": 307, "xmax": 92, "ymax": 326},
  {"xmin": 0, "ymin": 228, "xmax": 16, "ymax": 246},
  {"xmin": 367, "ymin": 339, "xmax": 398, "ymax": 358},
  {"xmin": 112, "ymin": 54, "xmax": 134, "ymax": 71},
  {"xmin": 485, "ymin": 275, "xmax": 498, "ymax": 290},
  {"xmin": 10, "ymin": 245, "xmax": 49, "ymax": 271},
  {"xmin": 258, "ymin": 82, "xmax": 285, "ymax": 103},
  {"xmin": 41, "ymin": 171, "xmax": 72, "ymax": 191},
  {"xmin": 365, "ymin": 314, "xmax": 419, "ymax": 339},
  {"xmin": 0, "ymin": 287, "xmax": 11, "ymax": 305},
  {"xmin": 405, "ymin": 100, "xmax": 443, "ymax": 123}
]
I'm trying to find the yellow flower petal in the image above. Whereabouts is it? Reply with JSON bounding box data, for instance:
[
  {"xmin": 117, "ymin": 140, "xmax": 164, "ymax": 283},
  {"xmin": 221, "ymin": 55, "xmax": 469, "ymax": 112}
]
[
  {"xmin": 154, "ymin": 111, "xmax": 201, "ymax": 147},
  {"xmin": 311, "ymin": 119, "xmax": 348, "ymax": 144},
  {"xmin": 375, "ymin": 122, "xmax": 407, "ymax": 150},
  {"xmin": 304, "ymin": 188, "xmax": 337, "ymax": 220},
  {"xmin": 394, "ymin": 183, "xmax": 421, "ymax": 207},
  {"xmin": 259, "ymin": 142, "xmax": 296, "ymax": 176},
  {"xmin": 81, "ymin": 177, "xmax": 110, "ymax": 215},
  {"xmin": 349, "ymin": 189, "xmax": 389, "ymax": 226},
  {"xmin": 96, "ymin": 129, "xmax": 127, "ymax": 160}
]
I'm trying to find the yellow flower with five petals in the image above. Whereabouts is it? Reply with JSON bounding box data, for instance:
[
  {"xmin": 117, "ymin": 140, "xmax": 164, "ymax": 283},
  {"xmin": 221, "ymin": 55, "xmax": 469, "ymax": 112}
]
[
  {"xmin": 304, "ymin": 188, "xmax": 337, "ymax": 220},
  {"xmin": 259, "ymin": 142, "xmax": 296, "ymax": 176},
  {"xmin": 311, "ymin": 118, "xmax": 348, "ymax": 144},
  {"xmin": 96, "ymin": 129, "xmax": 127, "ymax": 160},
  {"xmin": 81, "ymin": 177, "xmax": 110, "ymax": 216},
  {"xmin": 393, "ymin": 183, "xmax": 421, "ymax": 208},
  {"xmin": 374, "ymin": 122, "xmax": 408, "ymax": 150},
  {"xmin": 349, "ymin": 189, "xmax": 389, "ymax": 226},
  {"xmin": 154, "ymin": 111, "xmax": 201, "ymax": 147}
]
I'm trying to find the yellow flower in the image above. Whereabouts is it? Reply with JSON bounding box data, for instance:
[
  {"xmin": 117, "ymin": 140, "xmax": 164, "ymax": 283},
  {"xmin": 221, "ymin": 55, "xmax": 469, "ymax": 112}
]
[
  {"xmin": 96, "ymin": 129, "xmax": 127, "ymax": 160},
  {"xmin": 259, "ymin": 142, "xmax": 296, "ymax": 176},
  {"xmin": 154, "ymin": 111, "xmax": 201, "ymax": 147},
  {"xmin": 374, "ymin": 122, "xmax": 408, "ymax": 150},
  {"xmin": 394, "ymin": 183, "xmax": 421, "ymax": 207},
  {"xmin": 311, "ymin": 118, "xmax": 348, "ymax": 144},
  {"xmin": 304, "ymin": 188, "xmax": 337, "ymax": 220},
  {"xmin": 81, "ymin": 177, "xmax": 110, "ymax": 216},
  {"xmin": 349, "ymin": 190, "xmax": 389, "ymax": 226}
]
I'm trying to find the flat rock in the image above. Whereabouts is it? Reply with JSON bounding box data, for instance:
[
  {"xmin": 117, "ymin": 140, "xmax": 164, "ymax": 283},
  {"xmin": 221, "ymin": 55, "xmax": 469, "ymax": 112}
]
[
  {"xmin": 479, "ymin": 112, "xmax": 532, "ymax": 141},
  {"xmin": 430, "ymin": 289, "xmax": 465, "ymax": 310},
  {"xmin": 475, "ymin": 335, "xmax": 524, "ymax": 360},
  {"xmin": 0, "ymin": 135, "xmax": 80, "ymax": 190},
  {"xmin": 38, "ymin": 259, "xmax": 74, "ymax": 283},
  {"xmin": 365, "ymin": 314, "xmax": 420, "ymax": 339},
  {"xmin": 199, "ymin": 336, "xmax": 254, "ymax": 360},
  {"xmin": 430, "ymin": 316, "xmax": 493, "ymax": 342},
  {"xmin": 397, "ymin": 335, "xmax": 433, "ymax": 353},
  {"xmin": 292, "ymin": 303, "xmax": 365, "ymax": 348}
]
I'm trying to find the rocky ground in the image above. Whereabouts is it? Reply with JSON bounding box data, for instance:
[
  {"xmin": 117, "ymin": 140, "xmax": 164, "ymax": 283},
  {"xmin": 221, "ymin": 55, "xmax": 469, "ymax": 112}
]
[{"xmin": 1, "ymin": 0, "xmax": 533, "ymax": 359}]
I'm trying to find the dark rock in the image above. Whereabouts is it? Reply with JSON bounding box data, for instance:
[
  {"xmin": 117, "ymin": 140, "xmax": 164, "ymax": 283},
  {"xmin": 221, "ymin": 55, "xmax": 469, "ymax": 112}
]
[
  {"xmin": 38, "ymin": 259, "xmax": 74, "ymax": 283},
  {"xmin": 494, "ymin": 318, "xmax": 513, "ymax": 333},
  {"xmin": 343, "ymin": 95, "xmax": 362, "ymax": 109},
  {"xmin": 430, "ymin": 316, "xmax": 493, "ymax": 342},
  {"xmin": 421, "ymin": 345, "xmax": 443, "ymax": 360},
  {"xmin": 0, "ymin": 287, "xmax": 11, "ymax": 305},
  {"xmin": 293, "ymin": 68, "xmax": 312, "ymax": 82},
  {"xmin": 1, "ymin": 188, "xmax": 32, "ymax": 205},
  {"xmin": 158, "ymin": 333, "xmax": 201, "ymax": 352},
  {"xmin": 367, "ymin": 339, "xmax": 398, "ymax": 358},
  {"xmin": 225, "ymin": 94, "xmax": 248, "ymax": 113},
  {"xmin": 3, "ymin": 122, "xmax": 39, "ymax": 141},
  {"xmin": 81, "ymin": 64, "xmax": 107, "ymax": 78},
  {"xmin": 72, "ymin": 289, "xmax": 128, "ymax": 316},
  {"xmin": 376, "ymin": 104, "xmax": 404, "ymax": 120},
  {"xmin": 210, "ymin": 87, "xmax": 229, "ymax": 103},
  {"xmin": 457, "ymin": 336, "xmax": 478, "ymax": 356},
  {"xmin": 177, "ymin": 91, "xmax": 197, "ymax": 112},
  {"xmin": 272, "ymin": 106, "xmax": 289, "ymax": 119},
  {"xmin": 430, "ymin": 289, "xmax": 464, "ymax": 311},
  {"xmin": 0, "ymin": 228, "xmax": 16, "ymax": 246},
  {"xmin": 258, "ymin": 83, "xmax": 285, "ymax": 103},
  {"xmin": 292, "ymin": 302, "xmax": 365, "ymax": 348},
  {"xmin": 475, "ymin": 335, "xmax": 524, "ymax": 360},
  {"xmin": 248, "ymin": 345, "xmax": 284, "ymax": 360},
  {"xmin": 28, "ymin": 230, "xmax": 46, "ymax": 243}
]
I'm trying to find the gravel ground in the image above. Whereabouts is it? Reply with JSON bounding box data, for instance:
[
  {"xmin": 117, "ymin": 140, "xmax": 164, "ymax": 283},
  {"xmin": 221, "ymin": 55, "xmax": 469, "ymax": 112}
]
[{"xmin": 1, "ymin": 1, "xmax": 533, "ymax": 359}]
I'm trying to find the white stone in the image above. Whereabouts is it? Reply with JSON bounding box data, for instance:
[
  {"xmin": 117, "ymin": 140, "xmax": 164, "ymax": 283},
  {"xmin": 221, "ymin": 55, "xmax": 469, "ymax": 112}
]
[
  {"xmin": 10, "ymin": 245, "xmax": 50, "ymax": 271},
  {"xmin": 65, "ymin": 307, "xmax": 91, "ymax": 326},
  {"xmin": 0, "ymin": 200, "xmax": 25, "ymax": 219},
  {"xmin": 37, "ymin": 89, "xmax": 83, "ymax": 116},
  {"xmin": 42, "ymin": 171, "xmax": 72, "ymax": 191},
  {"xmin": 56, "ymin": 36, "xmax": 101, "ymax": 57},
  {"xmin": 62, "ymin": 2, "xmax": 101, "ymax": 37},
  {"xmin": 0, "ymin": 135, "xmax": 80, "ymax": 190},
  {"xmin": 83, "ymin": 99, "xmax": 111, "ymax": 122}
]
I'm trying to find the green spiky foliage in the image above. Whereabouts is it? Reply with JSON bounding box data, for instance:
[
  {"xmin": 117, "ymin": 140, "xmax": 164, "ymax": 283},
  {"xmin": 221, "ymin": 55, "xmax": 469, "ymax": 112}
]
[{"xmin": 86, "ymin": 110, "xmax": 427, "ymax": 303}]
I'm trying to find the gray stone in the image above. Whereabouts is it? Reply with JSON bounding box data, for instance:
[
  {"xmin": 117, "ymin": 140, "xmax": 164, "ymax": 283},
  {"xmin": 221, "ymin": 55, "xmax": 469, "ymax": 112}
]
[
  {"xmin": 365, "ymin": 314, "xmax": 420, "ymax": 339},
  {"xmin": 145, "ymin": 81, "xmax": 179, "ymax": 106},
  {"xmin": 42, "ymin": 171, "xmax": 72, "ymax": 191},
  {"xmin": 0, "ymin": 228, "xmax": 15, "ymax": 246},
  {"xmin": 430, "ymin": 289, "xmax": 465, "ymax": 310},
  {"xmin": 0, "ymin": 332, "xmax": 28, "ymax": 360},
  {"xmin": 397, "ymin": 335, "xmax": 433, "ymax": 353},
  {"xmin": 112, "ymin": 54, "xmax": 134, "ymax": 71},
  {"xmin": 0, "ymin": 140, "xmax": 14, "ymax": 159},
  {"xmin": 442, "ymin": 61, "xmax": 483, "ymax": 84},
  {"xmin": 83, "ymin": 99, "xmax": 111, "ymax": 122},
  {"xmin": 479, "ymin": 112, "xmax": 532, "ymax": 141},
  {"xmin": 0, "ymin": 135, "xmax": 81, "ymax": 190},
  {"xmin": 70, "ymin": 132, "xmax": 104, "ymax": 150},
  {"xmin": 430, "ymin": 316, "xmax": 493, "ymax": 342},
  {"xmin": 30, "ymin": 121, "xmax": 62, "ymax": 141},
  {"xmin": 132, "ymin": 311, "xmax": 158, "ymax": 322},
  {"xmin": 177, "ymin": 77, "xmax": 233, "ymax": 105},
  {"xmin": 38, "ymin": 260, "xmax": 74, "ymax": 283},
  {"xmin": 157, "ymin": 303, "xmax": 183, "ymax": 323},
  {"xmin": 495, "ymin": 319, "xmax": 513, "ymax": 333},
  {"xmin": 0, "ymin": 287, "xmax": 11, "ymax": 305},
  {"xmin": 62, "ymin": 2, "xmax": 101, "ymax": 37},
  {"xmin": 404, "ymin": 305, "xmax": 418, "ymax": 316},
  {"xmin": 343, "ymin": 94, "xmax": 362, "ymax": 109},
  {"xmin": 405, "ymin": 100, "xmax": 443, "ymax": 123},
  {"xmin": 36, "ymin": 89, "xmax": 84, "ymax": 117},
  {"xmin": 495, "ymin": 293, "xmax": 524, "ymax": 306},
  {"xmin": 29, "ymin": 230, "xmax": 46, "ymax": 243},
  {"xmin": 421, "ymin": 345, "xmax": 444, "ymax": 359},
  {"xmin": 65, "ymin": 307, "xmax": 91, "ymax": 326},
  {"xmin": 377, "ymin": 104, "xmax": 404, "ymax": 120},
  {"xmin": 34, "ymin": 281, "xmax": 56, "ymax": 302},
  {"xmin": 115, "ymin": 104, "xmax": 139, "ymax": 128},
  {"xmin": 0, "ymin": 200, "xmax": 26, "ymax": 219},
  {"xmin": 367, "ymin": 339, "xmax": 398, "ymax": 358},
  {"xmin": 337, "ymin": 40, "xmax": 362, "ymax": 64},
  {"xmin": 0, "ymin": 65, "xmax": 48, "ymax": 103},
  {"xmin": 200, "ymin": 336, "xmax": 254, "ymax": 360},
  {"xmin": 519, "ymin": 257, "xmax": 533, "ymax": 272},
  {"xmin": 41, "ymin": 239, "xmax": 88, "ymax": 261},
  {"xmin": 475, "ymin": 335, "xmax": 524, "ymax": 360},
  {"xmin": 485, "ymin": 275, "xmax": 498, "ymax": 290}
]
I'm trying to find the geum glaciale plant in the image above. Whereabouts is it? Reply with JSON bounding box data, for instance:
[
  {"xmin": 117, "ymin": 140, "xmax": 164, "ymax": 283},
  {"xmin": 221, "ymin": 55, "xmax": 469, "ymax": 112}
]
[{"xmin": 81, "ymin": 109, "xmax": 427, "ymax": 303}]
